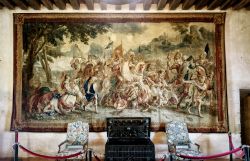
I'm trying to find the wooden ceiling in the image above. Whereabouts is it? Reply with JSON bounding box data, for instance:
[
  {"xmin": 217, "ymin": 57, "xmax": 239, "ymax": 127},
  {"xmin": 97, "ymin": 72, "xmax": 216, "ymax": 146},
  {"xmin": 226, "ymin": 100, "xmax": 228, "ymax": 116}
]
[{"xmin": 0, "ymin": 0, "xmax": 249, "ymax": 10}]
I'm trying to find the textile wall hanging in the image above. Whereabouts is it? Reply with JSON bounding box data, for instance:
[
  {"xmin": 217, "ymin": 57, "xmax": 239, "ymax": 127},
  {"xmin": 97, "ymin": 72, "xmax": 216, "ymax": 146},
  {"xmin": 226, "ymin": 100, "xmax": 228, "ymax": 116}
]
[{"xmin": 11, "ymin": 13, "xmax": 227, "ymax": 132}]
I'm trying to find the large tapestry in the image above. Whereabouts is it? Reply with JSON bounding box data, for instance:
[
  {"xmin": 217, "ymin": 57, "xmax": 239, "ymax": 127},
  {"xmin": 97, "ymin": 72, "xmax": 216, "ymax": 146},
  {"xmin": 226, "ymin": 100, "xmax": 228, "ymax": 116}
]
[{"xmin": 11, "ymin": 13, "xmax": 227, "ymax": 132}]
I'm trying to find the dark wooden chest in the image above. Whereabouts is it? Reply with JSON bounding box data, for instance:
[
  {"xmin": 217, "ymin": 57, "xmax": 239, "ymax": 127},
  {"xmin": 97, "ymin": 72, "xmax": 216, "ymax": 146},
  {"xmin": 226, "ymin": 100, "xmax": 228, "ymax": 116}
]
[{"xmin": 105, "ymin": 117, "xmax": 155, "ymax": 161}]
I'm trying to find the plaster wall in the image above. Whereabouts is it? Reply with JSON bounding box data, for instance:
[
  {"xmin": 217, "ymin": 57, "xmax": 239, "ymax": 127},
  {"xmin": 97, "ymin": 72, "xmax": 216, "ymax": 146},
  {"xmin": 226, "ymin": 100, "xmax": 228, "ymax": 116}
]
[{"xmin": 0, "ymin": 6, "xmax": 250, "ymax": 158}]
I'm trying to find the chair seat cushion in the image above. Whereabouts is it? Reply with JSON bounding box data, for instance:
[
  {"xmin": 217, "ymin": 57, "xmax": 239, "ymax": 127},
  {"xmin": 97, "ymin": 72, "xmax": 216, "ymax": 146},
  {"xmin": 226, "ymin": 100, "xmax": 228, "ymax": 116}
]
[
  {"xmin": 66, "ymin": 145, "xmax": 83, "ymax": 151},
  {"xmin": 177, "ymin": 148, "xmax": 202, "ymax": 156}
]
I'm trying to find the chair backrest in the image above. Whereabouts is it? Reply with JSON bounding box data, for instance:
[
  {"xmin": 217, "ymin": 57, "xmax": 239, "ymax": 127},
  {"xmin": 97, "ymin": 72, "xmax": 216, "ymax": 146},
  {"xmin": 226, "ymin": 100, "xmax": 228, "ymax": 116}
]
[
  {"xmin": 165, "ymin": 121, "xmax": 190, "ymax": 146},
  {"xmin": 66, "ymin": 121, "xmax": 89, "ymax": 146}
]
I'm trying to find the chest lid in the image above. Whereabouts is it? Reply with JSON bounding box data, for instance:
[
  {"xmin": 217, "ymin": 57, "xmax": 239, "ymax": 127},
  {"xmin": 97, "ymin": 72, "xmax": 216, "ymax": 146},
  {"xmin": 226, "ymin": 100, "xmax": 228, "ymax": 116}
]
[{"xmin": 106, "ymin": 117, "xmax": 151, "ymax": 139}]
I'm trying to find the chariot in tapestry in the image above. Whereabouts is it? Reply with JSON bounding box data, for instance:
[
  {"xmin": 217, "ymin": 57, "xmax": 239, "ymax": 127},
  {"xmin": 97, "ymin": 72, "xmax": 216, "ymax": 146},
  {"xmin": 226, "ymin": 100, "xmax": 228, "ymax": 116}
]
[{"xmin": 12, "ymin": 13, "xmax": 227, "ymax": 132}]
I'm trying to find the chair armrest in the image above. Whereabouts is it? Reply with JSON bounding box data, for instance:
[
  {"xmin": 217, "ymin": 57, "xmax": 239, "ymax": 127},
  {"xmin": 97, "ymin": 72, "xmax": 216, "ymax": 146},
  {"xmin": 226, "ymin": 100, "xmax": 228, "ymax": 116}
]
[
  {"xmin": 189, "ymin": 142, "xmax": 200, "ymax": 151},
  {"xmin": 168, "ymin": 142, "xmax": 177, "ymax": 154},
  {"xmin": 58, "ymin": 140, "xmax": 67, "ymax": 153}
]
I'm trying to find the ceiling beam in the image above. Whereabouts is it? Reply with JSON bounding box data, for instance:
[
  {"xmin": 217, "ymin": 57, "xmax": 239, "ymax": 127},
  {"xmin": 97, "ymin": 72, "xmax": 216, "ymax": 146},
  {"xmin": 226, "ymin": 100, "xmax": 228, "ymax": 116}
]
[
  {"xmin": 129, "ymin": 1, "xmax": 136, "ymax": 10},
  {"xmin": 13, "ymin": 0, "xmax": 28, "ymax": 10},
  {"xmin": 53, "ymin": 0, "xmax": 66, "ymax": 9},
  {"xmin": 0, "ymin": 0, "xmax": 247, "ymax": 11},
  {"xmin": 195, "ymin": 0, "xmax": 210, "ymax": 9},
  {"xmin": 69, "ymin": 0, "xmax": 80, "ymax": 9},
  {"xmin": 169, "ymin": 0, "xmax": 181, "ymax": 10},
  {"xmin": 231, "ymin": 0, "xmax": 240, "ymax": 6},
  {"xmin": 227, "ymin": 0, "xmax": 239, "ymax": 9},
  {"xmin": 41, "ymin": 0, "xmax": 53, "ymax": 10},
  {"xmin": 207, "ymin": 0, "xmax": 223, "ymax": 9},
  {"xmin": 0, "ymin": 0, "xmax": 15, "ymax": 9},
  {"xmin": 100, "ymin": 0, "xmax": 137, "ymax": 5},
  {"xmin": 85, "ymin": 0, "xmax": 94, "ymax": 10},
  {"xmin": 247, "ymin": 4, "xmax": 250, "ymax": 10},
  {"xmin": 143, "ymin": 0, "xmax": 152, "ymax": 10},
  {"xmin": 26, "ymin": 0, "xmax": 41, "ymax": 10},
  {"xmin": 233, "ymin": 0, "xmax": 250, "ymax": 10},
  {"xmin": 157, "ymin": 0, "xmax": 168, "ymax": 10},
  {"xmin": 182, "ymin": 0, "xmax": 196, "ymax": 10},
  {"xmin": 100, "ymin": 1, "xmax": 107, "ymax": 10},
  {"xmin": 220, "ymin": 0, "xmax": 232, "ymax": 9},
  {"xmin": 115, "ymin": 4, "xmax": 121, "ymax": 10}
]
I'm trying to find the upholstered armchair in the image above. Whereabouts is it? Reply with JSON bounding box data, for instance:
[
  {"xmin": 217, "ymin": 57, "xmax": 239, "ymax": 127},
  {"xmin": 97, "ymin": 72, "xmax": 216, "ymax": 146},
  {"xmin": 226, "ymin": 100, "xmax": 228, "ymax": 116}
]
[
  {"xmin": 165, "ymin": 121, "xmax": 202, "ymax": 161},
  {"xmin": 58, "ymin": 121, "xmax": 89, "ymax": 160}
]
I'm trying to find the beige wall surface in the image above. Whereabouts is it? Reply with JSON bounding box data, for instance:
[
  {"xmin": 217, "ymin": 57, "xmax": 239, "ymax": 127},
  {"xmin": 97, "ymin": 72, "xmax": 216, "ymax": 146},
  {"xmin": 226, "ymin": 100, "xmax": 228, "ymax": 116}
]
[{"xmin": 0, "ymin": 6, "xmax": 249, "ymax": 158}]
